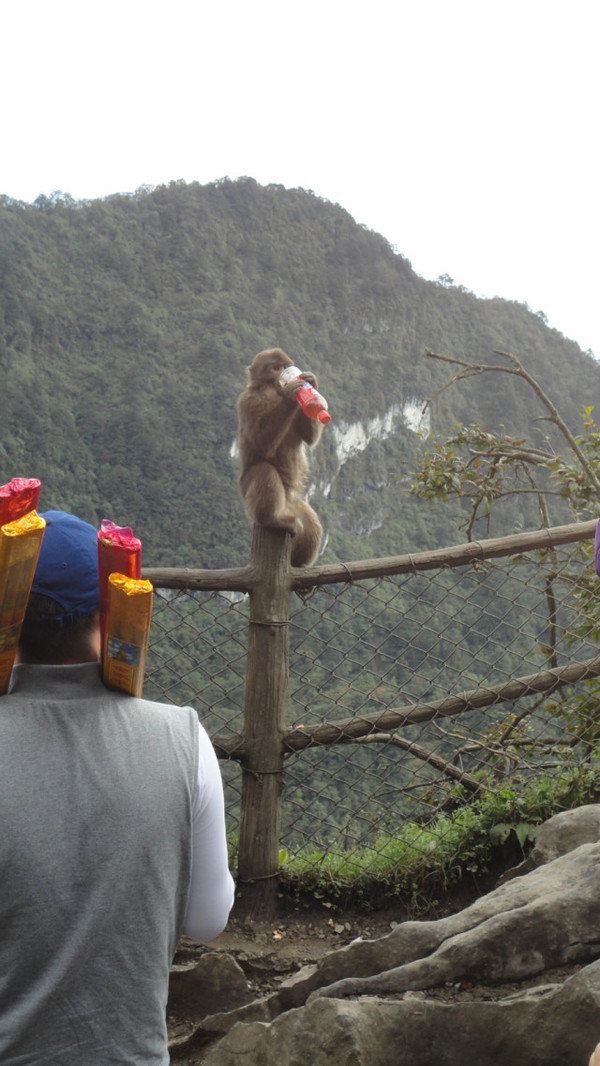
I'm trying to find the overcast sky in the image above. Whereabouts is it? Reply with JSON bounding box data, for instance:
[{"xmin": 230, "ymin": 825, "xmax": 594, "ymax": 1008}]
[{"xmin": 1, "ymin": 0, "xmax": 598, "ymax": 358}]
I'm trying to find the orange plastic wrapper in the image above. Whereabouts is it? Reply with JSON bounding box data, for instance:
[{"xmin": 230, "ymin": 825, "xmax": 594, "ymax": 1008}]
[
  {"xmin": 0, "ymin": 478, "xmax": 41, "ymax": 528},
  {"xmin": 102, "ymin": 574, "xmax": 153, "ymax": 698},
  {"xmin": 97, "ymin": 519, "xmax": 142, "ymax": 647},
  {"xmin": 0, "ymin": 512, "xmax": 46, "ymax": 694}
]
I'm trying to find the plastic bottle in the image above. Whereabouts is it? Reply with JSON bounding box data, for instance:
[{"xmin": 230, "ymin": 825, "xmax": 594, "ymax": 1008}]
[{"xmin": 279, "ymin": 366, "xmax": 331, "ymax": 424}]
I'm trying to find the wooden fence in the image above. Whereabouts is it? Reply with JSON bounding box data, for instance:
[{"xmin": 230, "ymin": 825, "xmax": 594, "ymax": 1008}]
[{"xmin": 143, "ymin": 518, "xmax": 599, "ymax": 919}]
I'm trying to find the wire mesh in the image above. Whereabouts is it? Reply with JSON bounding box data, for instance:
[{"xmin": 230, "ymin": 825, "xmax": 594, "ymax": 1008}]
[
  {"xmin": 144, "ymin": 588, "xmax": 248, "ymax": 839},
  {"xmin": 145, "ymin": 534, "xmax": 599, "ymax": 880}
]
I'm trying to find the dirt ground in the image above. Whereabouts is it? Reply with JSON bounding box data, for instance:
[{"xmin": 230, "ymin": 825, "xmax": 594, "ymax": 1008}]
[
  {"xmin": 166, "ymin": 884, "xmax": 584, "ymax": 1064},
  {"xmin": 167, "ymin": 901, "xmax": 401, "ymax": 1041},
  {"xmin": 167, "ymin": 900, "xmax": 426, "ymax": 1061}
]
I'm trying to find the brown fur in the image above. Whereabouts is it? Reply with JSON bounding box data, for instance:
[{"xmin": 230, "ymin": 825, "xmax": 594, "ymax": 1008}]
[{"xmin": 236, "ymin": 348, "xmax": 323, "ymax": 566}]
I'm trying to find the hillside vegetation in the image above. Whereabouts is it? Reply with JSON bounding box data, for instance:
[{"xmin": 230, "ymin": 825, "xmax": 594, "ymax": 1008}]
[{"xmin": 1, "ymin": 177, "xmax": 598, "ymax": 566}]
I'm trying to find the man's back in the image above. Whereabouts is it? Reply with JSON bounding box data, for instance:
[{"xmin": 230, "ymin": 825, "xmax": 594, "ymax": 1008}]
[{"xmin": 0, "ymin": 662, "xmax": 198, "ymax": 1066}]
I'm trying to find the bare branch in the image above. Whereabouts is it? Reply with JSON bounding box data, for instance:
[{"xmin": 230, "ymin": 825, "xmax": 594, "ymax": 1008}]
[
  {"xmin": 344, "ymin": 732, "xmax": 481, "ymax": 793},
  {"xmin": 492, "ymin": 349, "xmax": 600, "ymax": 494},
  {"xmin": 423, "ymin": 347, "xmax": 600, "ymax": 504}
]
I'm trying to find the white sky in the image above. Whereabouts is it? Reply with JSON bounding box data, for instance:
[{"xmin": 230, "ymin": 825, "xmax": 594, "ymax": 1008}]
[{"xmin": 1, "ymin": 0, "xmax": 598, "ymax": 357}]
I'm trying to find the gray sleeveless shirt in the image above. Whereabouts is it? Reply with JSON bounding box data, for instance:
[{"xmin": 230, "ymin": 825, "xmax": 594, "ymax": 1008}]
[{"xmin": 0, "ymin": 663, "xmax": 198, "ymax": 1065}]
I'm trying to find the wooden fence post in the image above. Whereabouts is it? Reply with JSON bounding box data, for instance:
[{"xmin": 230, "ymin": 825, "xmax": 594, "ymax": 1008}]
[{"xmin": 235, "ymin": 524, "xmax": 292, "ymax": 920}]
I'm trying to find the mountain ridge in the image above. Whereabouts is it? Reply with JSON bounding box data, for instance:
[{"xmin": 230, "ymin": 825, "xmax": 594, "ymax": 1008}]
[{"xmin": 1, "ymin": 177, "xmax": 597, "ymax": 566}]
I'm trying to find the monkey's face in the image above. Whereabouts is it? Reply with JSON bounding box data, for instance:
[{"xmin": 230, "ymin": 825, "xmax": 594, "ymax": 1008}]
[{"xmin": 248, "ymin": 348, "xmax": 293, "ymax": 387}]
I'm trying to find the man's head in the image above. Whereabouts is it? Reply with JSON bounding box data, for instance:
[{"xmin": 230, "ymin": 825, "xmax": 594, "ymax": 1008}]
[{"xmin": 19, "ymin": 511, "xmax": 101, "ymax": 665}]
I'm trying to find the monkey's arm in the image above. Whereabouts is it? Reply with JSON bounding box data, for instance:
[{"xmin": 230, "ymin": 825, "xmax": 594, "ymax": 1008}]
[{"xmin": 237, "ymin": 387, "xmax": 305, "ymax": 460}]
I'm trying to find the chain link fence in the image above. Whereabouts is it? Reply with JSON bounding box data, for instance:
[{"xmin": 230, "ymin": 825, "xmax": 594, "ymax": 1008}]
[{"xmin": 144, "ymin": 524, "xmax": 599, "ymax": 881}]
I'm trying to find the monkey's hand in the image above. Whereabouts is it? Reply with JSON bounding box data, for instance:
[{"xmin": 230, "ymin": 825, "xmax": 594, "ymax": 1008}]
[
  {"xmin": 282, "ymin": 379, "xmax": 308, "ymax": 402},
  {"xmin": 299, "ymin": 371, "xmax": 318, "ymax": 388},
  {"xmin": 281, "ymin": 371, "xmax": 319, "ymax": 401}
]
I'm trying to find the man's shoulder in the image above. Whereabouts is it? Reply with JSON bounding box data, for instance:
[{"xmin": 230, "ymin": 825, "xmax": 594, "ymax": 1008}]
[{"xmin": 128, "ymin": 694, "xmax": 198, "ymax": 720}]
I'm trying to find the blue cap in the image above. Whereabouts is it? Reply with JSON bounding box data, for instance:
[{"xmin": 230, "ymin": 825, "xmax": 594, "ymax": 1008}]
[{"xmin": 30, "ymin": 511, "xmax": 100, "ymax": 625}]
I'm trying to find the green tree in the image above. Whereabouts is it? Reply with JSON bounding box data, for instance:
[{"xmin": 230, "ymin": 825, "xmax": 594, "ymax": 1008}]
[
  {"xmin": 412, "ymin": 349, "xmax": 600, "ymax": 537},
  {"xmin": 411, "ymin": 348, "xmax": 600, "ymax": 755}
]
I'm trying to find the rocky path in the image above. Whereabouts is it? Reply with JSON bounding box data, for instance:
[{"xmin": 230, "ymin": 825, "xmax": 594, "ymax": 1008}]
[{"xmin": 167, "ymin": 808, "xmax": 600, "ymax": 1065}]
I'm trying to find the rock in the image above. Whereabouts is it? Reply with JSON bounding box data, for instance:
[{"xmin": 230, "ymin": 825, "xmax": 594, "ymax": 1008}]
[
  {"xmin": 311, "ymin": 842, "xmax": 600, "ymax": 1000},
  {"xmin": 531, "ymin": 805, "xmax": 600, "ymax": 865},
  {"xmin": 500, "ymin": 804, "xmax": 600, "ymax": 882},
  {"xmin": 168, "ymin": 952, "xmax": 252, "ymax": 1017},
  {"xmin": 173, "ymin": 809, "xmax": 600, "ymax": 1062},
  {"xmin": 203, "ymin": 960, "xmax": 600, "ymax": 1066}
]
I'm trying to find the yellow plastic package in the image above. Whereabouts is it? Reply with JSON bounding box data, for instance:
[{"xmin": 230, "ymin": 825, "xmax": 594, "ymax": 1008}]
[
  {"xmin": 102, "ymin": 574, "xmax": 153, "ymax": 698},
  {"xmin": 0, "ymin": 512, "xmax": 46, "ymax": 693}
]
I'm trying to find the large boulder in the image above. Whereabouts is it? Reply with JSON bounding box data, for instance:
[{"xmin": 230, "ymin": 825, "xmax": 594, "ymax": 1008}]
[
  {"xmin": 203, "ymin": 961, "xmax": 600, "ymax": 1066},
  {"xmin": 500, "ymin": 804, "xmax": 600, "ymax": 882},
  {"xmin": 172, "ymin": 808, "xmax": 600, "ymax": 1063},
  {"xmin": 310, "ymin": 842, "xmax": 600, "ymax": 1000}
]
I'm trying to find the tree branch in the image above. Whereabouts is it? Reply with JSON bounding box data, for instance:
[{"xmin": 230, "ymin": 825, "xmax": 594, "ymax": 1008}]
[
  {"xmin": 347, "ymin": 732, "xmax": 481, "ymax": 793},
  {"xmin": 424, "ymin": 348, "xmax": 600, "ymax": 495}
]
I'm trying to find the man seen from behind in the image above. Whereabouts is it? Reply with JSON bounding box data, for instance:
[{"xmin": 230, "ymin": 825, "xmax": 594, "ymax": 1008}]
[{"xmin": 0, "ymin": 510, "xmax": 235, "ymax": 1065}]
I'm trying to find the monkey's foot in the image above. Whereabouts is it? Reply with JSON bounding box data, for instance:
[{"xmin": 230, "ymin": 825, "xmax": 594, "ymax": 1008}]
[{"xmin": 270, "ymin": 516, "xmax": 303, "ymax": 537}]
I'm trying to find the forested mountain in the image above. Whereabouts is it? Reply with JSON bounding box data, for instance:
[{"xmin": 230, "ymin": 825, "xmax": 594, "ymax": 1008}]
[{"xmin": 1, "ymin": 177, "xmax": 598, "ymax": 567}]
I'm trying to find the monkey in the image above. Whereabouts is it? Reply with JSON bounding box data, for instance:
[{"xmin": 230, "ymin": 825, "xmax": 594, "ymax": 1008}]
[{"xmin": 236, "ymin": 348, "xmax": 324, "ymax": 567}]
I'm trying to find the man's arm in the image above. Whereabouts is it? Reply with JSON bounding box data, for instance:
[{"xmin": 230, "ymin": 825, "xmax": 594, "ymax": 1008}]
[{"xmin": 183, "ymin": 723, "xmax": 235, "ymax": 942}]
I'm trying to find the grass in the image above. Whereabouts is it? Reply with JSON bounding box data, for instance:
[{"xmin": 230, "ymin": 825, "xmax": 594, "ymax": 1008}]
[{"xmin": 275, "ymin": 758, "xmax": 600, "ymax": 914}]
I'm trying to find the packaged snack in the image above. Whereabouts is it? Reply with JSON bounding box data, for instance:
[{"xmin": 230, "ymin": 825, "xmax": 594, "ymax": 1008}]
[
  {"xmin": 102, "ymin": 574, "xmax": 153, "ymax": 698},
  {"xmin": 0, "ymin": 512, "xmax": 45, "ymax": 693},
  {"xmin": 0, "ymin": 478, "xmax": 41, "ymax": 528},
  {"xmin": 97, "ymin": 520, "xmax": 142, "ymax": 646}
]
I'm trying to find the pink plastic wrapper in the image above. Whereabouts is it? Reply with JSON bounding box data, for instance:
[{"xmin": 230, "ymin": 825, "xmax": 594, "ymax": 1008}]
[
  {"xmin": 0, "ymin": 478, "xmax": 41, "ymax": 528},
  {"xmin": 97, "ymin": 520, "xmax": 142, "ymax": 644}
]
